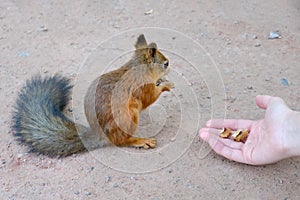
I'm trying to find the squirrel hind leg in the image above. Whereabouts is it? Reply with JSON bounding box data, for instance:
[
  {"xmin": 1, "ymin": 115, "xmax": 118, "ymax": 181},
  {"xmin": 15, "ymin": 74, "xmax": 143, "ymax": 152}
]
[{"xmin": 115, "ymin": 136, "xmax": 156, "ymax": 149}]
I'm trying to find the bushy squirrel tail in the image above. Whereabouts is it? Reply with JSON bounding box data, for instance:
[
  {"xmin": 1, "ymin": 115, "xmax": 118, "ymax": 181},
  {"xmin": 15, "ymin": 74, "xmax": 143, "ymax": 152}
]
[{"xmin": 12, "ymin": 74, "xmax": 88, "ymax": 157}]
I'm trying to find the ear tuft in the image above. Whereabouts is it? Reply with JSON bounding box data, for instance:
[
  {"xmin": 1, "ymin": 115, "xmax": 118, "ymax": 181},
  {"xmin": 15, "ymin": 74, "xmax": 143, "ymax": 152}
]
[{"xmin": 135, "ymin": 34, "xmax": 148, "ymax": 49}]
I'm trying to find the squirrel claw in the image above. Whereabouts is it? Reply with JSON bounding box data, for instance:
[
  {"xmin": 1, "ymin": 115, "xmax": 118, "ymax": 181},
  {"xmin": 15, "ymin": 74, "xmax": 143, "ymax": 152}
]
[
  {"xmin": 128, "ymin": 137, "xmax": 156, "ymax": 149},
  {"xmin": 143, "ymin": 138, "xmax": 156, "ymax": 149}
]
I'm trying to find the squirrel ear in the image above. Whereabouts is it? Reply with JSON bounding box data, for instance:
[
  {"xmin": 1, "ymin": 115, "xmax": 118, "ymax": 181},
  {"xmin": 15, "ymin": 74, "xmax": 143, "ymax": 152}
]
[
  {"xmin": 135, "ymin": 34, "xmax": 148, "ymax": 49},
  {"xmin": 148, "ymin": 43, "xmax": 157, "ymax": 58}
]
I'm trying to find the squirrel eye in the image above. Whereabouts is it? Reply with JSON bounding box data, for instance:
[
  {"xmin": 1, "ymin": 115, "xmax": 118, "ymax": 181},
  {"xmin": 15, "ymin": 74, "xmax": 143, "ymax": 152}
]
[{"xmin": 163, "ymin": 61, "xmax": 169, "ymax": 69}]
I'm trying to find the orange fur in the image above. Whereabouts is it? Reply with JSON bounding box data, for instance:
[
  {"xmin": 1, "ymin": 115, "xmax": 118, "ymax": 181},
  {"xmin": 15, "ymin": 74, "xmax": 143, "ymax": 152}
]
[{"xmin": 85, "ymin": 34, "xmax": 174, "ymax": 148}]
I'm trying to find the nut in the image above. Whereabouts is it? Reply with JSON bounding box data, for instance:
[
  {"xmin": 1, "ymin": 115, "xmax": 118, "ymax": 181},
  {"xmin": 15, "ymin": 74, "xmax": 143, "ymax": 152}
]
[
  {"xmin": 232, "ymin": 129, "xmax": 242, "ymax": 139},
  {"xmin": 219, "ymin": 128, "xmax": 249, "ymax": 143},
  {"xmin": 233, "ymin": 129, "xmax": 249, "ymax": 142},
  {"xmin": 220, "ymin": 128, "xmax": 232, "ymax": 138}
]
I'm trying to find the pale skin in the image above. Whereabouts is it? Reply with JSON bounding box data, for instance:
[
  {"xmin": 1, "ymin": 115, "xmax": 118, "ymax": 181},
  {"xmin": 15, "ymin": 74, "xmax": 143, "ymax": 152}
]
[{"xmin": 199, "ymin": 95, "xmax": 300, "ymax": 165}]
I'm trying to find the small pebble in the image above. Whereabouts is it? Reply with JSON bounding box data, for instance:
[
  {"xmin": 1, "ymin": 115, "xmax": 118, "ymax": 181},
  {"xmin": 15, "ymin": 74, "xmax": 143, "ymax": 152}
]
[
  {"xmin": 228, "ymin": 97, "xmax": 236, "ymax": 103},
  {"xmin": 85, "ymin": 192, "xmax": 92, "ymax": 196},
  {"xmin": 18, "ymin": 51, "xmax": 30, "ymax": 57},
  {"xmin": 226, "ymin": 40, "xmax": 232, "ymax": 45},
  {"xmin": 279, "ymin": 179, "xmax": 284, "ymax": 184},
  {"xmin": 6, "ymin": 141, "xmax": 12, "ymax": 147},
  {"xmin": 144, "ymin": 9, "xmax": 153, "ymax": 15},
  {"xmin": 87, "ymin": 166, "xmax": 94, "ymax": 172},
  {"xmin": 105, "ymin": 175, "xmax": 111, "ymax": 183},
  {"xmin": 281, "ymin": 78, "xmax": 289, "ymax": 86},
  {"xmin": 113, "ymin": 183, "xmax": 119, "ymax": 188},
  {"xmin": 241, "ymin": 33, "xmax": 248, "ymax": 39},
  {"xmin": 254, "ymin": 41, "xmax": 261, "ymax": 47},
  {"xmin": 187, "ymin": 182, "xmax": 194, "ymax": 189},
  {"xmin": 268, "ymin": 31, "xmax": 281, "ymax": 39},
  {"xmin": 39, "ymin": 25, "xmax": 48, "ymax": 32}
]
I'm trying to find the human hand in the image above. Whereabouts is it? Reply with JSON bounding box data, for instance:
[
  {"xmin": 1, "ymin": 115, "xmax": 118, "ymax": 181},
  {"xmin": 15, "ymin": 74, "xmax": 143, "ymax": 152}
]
[{"xmin": 199, "ymin": 95, "xmax": 295, "ymax": 165}]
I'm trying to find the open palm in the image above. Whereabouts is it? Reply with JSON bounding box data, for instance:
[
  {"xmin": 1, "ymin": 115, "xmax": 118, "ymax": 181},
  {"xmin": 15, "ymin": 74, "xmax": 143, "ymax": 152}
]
[{"xmin": 199, "ymin": 95, "xmax": 292, "ymax": 165}]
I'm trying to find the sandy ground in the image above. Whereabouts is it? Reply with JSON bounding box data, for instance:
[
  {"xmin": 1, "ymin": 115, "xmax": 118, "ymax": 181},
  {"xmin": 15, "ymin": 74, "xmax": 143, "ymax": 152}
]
[{"xmin": 1, "ymin": 0, "xmax": 300, "ymax": 199}]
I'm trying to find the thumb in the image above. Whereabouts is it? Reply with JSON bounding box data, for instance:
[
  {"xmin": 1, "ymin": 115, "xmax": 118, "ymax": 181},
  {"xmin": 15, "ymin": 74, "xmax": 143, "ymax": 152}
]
[
  {"xmin": 256, "ymin": 95, "xmax": 274, "ymax": 109},
  {"xmin": 256, "ymin": 95, "xmax": 286, "ymax": 110}
]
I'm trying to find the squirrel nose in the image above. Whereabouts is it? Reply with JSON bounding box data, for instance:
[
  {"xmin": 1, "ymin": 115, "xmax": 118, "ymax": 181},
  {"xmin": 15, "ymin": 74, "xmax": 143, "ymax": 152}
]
[{"xmin": 163, "ymin": 61, "xmax": 169, "ymax": 69}]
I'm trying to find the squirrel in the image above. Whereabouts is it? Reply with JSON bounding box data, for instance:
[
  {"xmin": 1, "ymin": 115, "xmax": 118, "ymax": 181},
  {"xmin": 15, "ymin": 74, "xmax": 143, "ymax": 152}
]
[{"xmin": 12, "ymin": 34, "xmax": 175, "ymax": 157}]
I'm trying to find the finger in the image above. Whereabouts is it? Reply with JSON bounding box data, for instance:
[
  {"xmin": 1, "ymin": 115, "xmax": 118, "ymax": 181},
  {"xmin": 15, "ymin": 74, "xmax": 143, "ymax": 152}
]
[
  {"xmin": 200, "ymin": 130, "xmax": 247, "ymax": 163},
  {"xmin": 213, "ymin": 141, "xmax": 247, "ymax": 164},
  {"xmin": 205, "ymin": 119, "xmax": 253, "ymax": 130},
  {"xmin": 255, "ymin": 95, "xmax": 273, "ymax": 109},
  {"xmin": 199, "ymin": 128, "xmax": 244, "ymax": 150}
]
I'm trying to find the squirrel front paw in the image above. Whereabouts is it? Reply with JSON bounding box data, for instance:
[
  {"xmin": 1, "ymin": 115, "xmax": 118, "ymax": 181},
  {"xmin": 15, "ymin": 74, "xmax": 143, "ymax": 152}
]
[{"xmin": 160, "ymin": 81, "xmax": 175, "ymax": 92}]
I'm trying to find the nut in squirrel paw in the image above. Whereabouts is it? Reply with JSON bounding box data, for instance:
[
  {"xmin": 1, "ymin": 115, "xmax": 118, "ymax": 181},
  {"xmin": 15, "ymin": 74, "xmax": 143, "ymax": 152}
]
[
  {"xmin": 156, "ymin": 77, "xmax": 175, "ymax": 92},
  {"xmin": 219, "ymin": 128, "xmax": 249, "ymax": 143},
  {"xmin": 156, "ymin": 77, "xmax": 168, "ymax": 86}
]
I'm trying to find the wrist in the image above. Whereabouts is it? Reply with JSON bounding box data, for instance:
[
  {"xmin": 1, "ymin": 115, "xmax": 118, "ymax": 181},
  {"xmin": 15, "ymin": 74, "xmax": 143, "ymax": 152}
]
[{"xmin": 285, "ymin": 110, "xmax": 300, "ymax": 157}]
